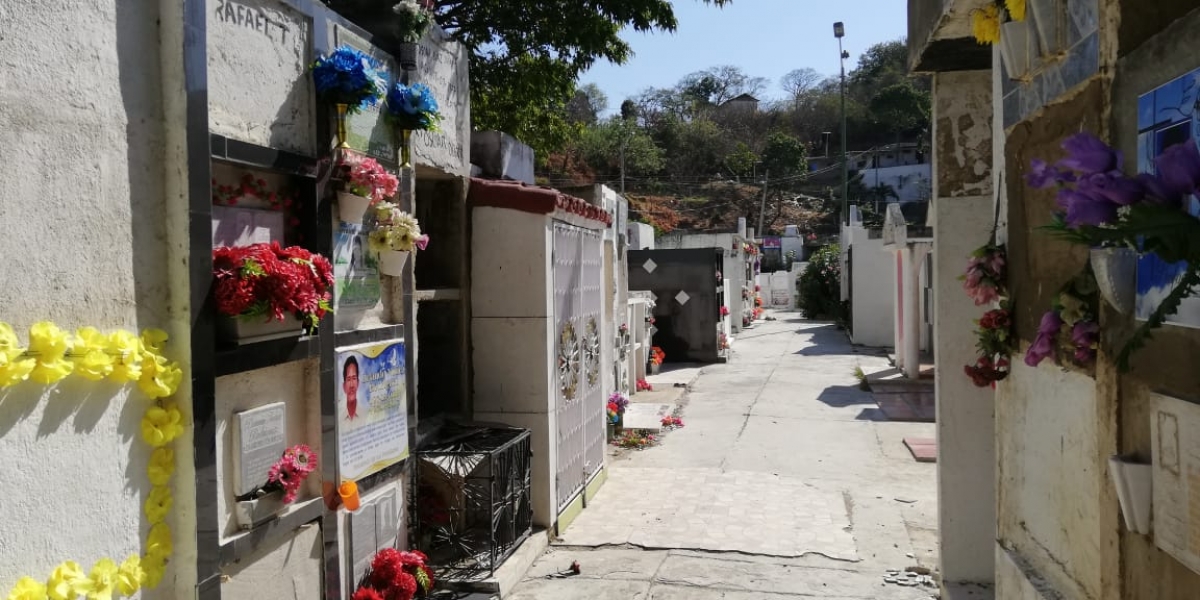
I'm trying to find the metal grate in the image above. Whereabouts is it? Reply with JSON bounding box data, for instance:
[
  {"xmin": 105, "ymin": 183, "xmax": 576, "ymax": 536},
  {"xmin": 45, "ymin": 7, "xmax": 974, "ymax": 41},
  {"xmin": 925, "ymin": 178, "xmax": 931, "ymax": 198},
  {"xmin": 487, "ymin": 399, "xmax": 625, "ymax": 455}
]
[{"xmin": 412, "ymin": 425, "xmax": 533, "ymax": 583}]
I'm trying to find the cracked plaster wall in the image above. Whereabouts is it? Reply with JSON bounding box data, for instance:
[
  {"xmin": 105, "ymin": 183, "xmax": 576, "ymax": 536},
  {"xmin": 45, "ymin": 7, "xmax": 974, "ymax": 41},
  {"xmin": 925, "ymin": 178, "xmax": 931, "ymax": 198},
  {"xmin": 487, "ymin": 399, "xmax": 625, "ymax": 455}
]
[{"xmin": 935, "ymin": 71, "xmax": 994, "ymax": 199}]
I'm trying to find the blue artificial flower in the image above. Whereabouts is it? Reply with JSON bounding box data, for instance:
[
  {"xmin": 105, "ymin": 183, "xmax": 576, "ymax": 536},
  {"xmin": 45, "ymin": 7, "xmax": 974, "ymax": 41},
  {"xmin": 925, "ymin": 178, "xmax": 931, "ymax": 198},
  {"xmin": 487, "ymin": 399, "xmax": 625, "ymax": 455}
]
[
  {"xmin": 384, "ymin": 82, "xmax": 443, "ymax": 131},
  {"xmin": 311, "ymin": 45, "xmax": 384, "ymax": 113}
]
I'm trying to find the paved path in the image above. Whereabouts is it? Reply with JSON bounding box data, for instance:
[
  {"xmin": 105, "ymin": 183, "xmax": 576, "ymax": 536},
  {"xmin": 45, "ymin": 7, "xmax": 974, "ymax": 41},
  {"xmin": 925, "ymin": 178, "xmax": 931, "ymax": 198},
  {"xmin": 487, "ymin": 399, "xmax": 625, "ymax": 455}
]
[{"xmin": 510, "ymin": 312, "xmax": 940, "ymax": 599}]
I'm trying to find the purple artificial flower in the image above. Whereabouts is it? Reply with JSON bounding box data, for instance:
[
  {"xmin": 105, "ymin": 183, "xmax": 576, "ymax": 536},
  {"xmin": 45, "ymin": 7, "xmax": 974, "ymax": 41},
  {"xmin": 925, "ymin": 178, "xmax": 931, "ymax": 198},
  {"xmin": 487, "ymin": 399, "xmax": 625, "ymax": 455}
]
[
  {"xmin": 1071, "ymin": 320, "xmax": 1099, "ymax": 346},
  {"xmin": 1057, "ymin": 188, "xmax": 1119, "ymax": 228},
  {"xmin": 1024, "ymin": 310, "xmax": 1063, "ymax": 367},
  {"xmin": 1137, "ymin": 172, "xmax": 1182, "ymax": 208},
  {"xmin": 1076, "ymin": 171, "xmax": 1145, "ymax": 206},
  {"xmin": 1071, "ymin": 320, "xmax": 1100, "ymax": 365},
  {"xmin": 1058, "ymin": 132, "xmax": 1122, "ymax": 174},
  {"xmin": 1151, "ymin": 141, "xmax": 1200, "ymax": 203},
  {"xmin": 1027, "ymin": 160, "xmax": 1060, "ymax": 189},
  {"xmin": 414, "ymin": 234, "xmax": 430, "ymax": 251}
]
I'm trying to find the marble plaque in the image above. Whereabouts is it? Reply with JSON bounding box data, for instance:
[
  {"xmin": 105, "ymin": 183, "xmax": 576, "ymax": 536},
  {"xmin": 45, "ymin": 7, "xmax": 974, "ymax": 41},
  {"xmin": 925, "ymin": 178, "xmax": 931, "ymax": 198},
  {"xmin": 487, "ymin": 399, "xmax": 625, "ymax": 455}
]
[
  {"xmin": 1152, "ymin": 393, "xmax": 1200, "ymax": 575},
  {"xmin": 348, "ymin": 487, "xmax": 401, "ymax": 588},
  {"xmin": 622, "ymin": 403, "xmax": 674, "ymax": 430},
  {"xmin": 232, "ymin": 402, "xmax": 287, "ymax": 497}
]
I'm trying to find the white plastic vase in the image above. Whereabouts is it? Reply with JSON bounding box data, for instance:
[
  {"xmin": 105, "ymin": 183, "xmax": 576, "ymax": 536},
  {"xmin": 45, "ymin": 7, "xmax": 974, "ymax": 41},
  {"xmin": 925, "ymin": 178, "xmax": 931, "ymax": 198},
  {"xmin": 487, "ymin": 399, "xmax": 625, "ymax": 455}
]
[
  {"xmin": 999, "ymin": 20, "xmax": 1032, "ymax": 80},
  {"xmin": 378, "ymin": 249, "xmax": 410, "ymax": 277},
  {"xmin": 1028, "ymin": 0, "xmax": 1060, "ymax": 58},
  {"xmin": 337, "ymin": 192, "xmax": 372, "ymax": 224},
  {"xmin": 1091, "ymin": 247, "xmax": 1137, "ymax": 315}
]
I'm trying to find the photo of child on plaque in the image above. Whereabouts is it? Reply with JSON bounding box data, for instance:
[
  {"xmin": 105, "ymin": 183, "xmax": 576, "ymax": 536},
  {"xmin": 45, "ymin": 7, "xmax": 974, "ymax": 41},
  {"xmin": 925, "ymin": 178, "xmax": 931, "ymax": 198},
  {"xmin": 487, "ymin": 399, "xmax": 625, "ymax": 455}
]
[{"xmin": 336, "ymin": 342, "xmax": 410, "ymax": 481}]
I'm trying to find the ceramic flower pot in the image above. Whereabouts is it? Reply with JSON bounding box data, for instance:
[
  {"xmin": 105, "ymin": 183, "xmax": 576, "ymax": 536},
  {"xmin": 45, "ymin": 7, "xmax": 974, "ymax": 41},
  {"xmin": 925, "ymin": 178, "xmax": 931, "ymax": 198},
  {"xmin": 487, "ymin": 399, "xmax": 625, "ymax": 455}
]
[
  {"xmin": 398, "ymin": 42, "xmax": 419, "ymax": 71},
  {"xmin": 235, "ymin": 490, "xmax": 286, "ymax": 530},
  {"xmin": 378, "ymin": 249, "xmax": 410, "ymax": 277},
  {"xmin": 337, "ymin": 192, "xmax": 372, "ymax": 225},
  {"xmin": 999, "ymin": 20, "xmax": 1032, "ymax": 80},
  {"xmin": 1091, "ymin": 247, "xmax": 1137, "ymax": 315},
  {"xmin": 649, "ymin": 362, "xmax": 660, "ymax": 375},
  {"xmin": 219, "ymin": 314, "xmax": 302, "ymax": 345}
]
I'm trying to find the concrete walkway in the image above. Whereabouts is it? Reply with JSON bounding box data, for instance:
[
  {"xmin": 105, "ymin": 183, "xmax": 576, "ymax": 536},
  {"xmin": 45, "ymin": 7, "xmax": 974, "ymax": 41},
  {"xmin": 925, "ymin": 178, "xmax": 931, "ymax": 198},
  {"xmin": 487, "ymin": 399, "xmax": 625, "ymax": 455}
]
[{"xmin": 509, "ymin": 312, "xmax": 939, "ymax": 599}]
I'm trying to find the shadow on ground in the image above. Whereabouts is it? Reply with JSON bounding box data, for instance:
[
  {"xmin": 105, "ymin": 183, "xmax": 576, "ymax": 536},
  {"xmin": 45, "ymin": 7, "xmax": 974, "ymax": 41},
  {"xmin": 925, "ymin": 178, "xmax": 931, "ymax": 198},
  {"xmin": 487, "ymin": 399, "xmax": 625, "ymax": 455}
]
[{"xmin": 791, "ymin": 324, "xmax": 858, "ymax": 357}]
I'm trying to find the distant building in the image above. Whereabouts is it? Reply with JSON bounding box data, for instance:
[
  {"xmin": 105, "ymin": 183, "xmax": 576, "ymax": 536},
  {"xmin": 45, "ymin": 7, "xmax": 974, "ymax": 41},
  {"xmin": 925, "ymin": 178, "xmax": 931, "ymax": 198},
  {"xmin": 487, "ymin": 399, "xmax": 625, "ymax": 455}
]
[
  {"xmin": 719, "ymin": 93, "xmax": 760, "ymax": 113},
  {"xmin": 810, "ymin": 142, "xmax": 926, "ymax": 173}
]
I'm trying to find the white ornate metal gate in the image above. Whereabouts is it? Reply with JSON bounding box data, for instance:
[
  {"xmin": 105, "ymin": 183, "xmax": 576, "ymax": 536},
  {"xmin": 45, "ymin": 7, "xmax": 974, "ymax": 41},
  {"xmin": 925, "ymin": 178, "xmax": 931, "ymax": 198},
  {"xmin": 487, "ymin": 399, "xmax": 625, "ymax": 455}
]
[{"xmin": 553, "ymin": 221, "xmax": 605, "ymax": 512}]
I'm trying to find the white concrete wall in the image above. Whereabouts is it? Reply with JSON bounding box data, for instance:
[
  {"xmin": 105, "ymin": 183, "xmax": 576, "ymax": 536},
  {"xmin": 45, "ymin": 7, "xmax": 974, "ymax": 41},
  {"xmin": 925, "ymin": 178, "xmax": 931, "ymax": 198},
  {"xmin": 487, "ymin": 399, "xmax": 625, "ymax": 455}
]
[
  {"xmin": 996, "ymin": 362, "xmax": 1109, "ymax": 600},
  {"xmin": 221, "ymin": 522, "xmax": 323, "ymax": 599},
  {"xmin": 471, "ymin": 207, "xmax": 557, "ymax": 527},
  {"xmin": 849, "ymin": 236, "xmax": 895, "ymax": 348},
  {"xmin": 628, "ymin": 222, "xmax": 655, "ymax": 250},
  {"xmin": 0, "ymin": 1, "xmax": 193, "ymax": 597},
  {"xmin": 933, "ymin": 195, "xmax": 995, "ymax": 584}
]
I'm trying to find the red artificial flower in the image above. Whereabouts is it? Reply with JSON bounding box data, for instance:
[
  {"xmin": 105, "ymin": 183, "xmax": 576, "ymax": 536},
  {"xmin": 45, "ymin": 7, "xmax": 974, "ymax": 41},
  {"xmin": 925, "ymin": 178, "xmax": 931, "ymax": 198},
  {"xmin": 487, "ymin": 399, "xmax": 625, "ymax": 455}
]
[
  {"xmin": 370, "ymin": 549, "xmax": 405, "ymax": 590},
  {"xmin": 389, "ymin": 571, "xmax": 418, "ymax": 600},
  {"xmin": 351, "ymin": 587, "xmax": 385, "ymax": 600},
  {"xmin": 212, "ymin": 243, "xmax": 333, "ymax": 324}
]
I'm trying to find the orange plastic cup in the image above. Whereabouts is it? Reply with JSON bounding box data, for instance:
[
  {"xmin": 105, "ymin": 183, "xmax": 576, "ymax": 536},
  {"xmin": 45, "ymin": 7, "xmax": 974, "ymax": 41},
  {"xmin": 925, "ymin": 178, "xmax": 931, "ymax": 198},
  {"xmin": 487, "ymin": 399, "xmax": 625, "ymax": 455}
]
[{"xmin": 338, "ymin": 481, "xmax": 360, "ymax": 511}]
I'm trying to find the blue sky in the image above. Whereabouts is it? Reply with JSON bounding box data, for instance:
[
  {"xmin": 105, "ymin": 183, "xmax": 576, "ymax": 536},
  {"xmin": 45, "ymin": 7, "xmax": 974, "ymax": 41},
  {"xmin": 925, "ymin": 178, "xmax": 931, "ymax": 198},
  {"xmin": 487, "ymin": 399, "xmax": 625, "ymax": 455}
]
[{"xmin": 582, "ymin": 0, "xmax": 909, "ymax": 112}]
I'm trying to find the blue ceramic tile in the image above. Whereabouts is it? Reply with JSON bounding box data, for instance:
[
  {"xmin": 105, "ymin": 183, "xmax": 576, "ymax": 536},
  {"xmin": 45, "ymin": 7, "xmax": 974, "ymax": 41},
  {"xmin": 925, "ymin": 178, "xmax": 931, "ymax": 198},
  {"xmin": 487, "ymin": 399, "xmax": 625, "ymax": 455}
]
[
  {"xmin": 1004, "ymin": 90, "xmax": 1020, "ymax": 129},
  {"xmin": 1041, "ymin": 67, "xmax": 1066, "ymax": 105},
  {"xmin": 1137, "ymin": 132, "xmax": 1154, "ymax": 174},
  {"xmin": 1021, "ymin": 84, "xmax": 1043, "ymax": 119},
  {"xmin": 1068, "ymin": 0, "xmax": 1098, "ymax": 40},
  {"xmin": 1138, "ymin": 93, "xmax": 1155, "ymax": 131},
  {"xmin": 1155, "ymin": 75, "xmax": 1185, "ymax": 125},
  {"xmin": 1061, "ymin": 31, "xmax": 1099, "ymax": 91}
]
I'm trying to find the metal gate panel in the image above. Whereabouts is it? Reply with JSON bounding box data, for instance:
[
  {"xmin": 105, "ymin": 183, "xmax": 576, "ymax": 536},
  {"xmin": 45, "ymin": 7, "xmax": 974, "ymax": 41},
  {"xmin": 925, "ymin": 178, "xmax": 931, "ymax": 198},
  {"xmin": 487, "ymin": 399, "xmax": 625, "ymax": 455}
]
[
  {"xmin": 553, "ymin": 222, "xmax": 585, "ymax": 511},
  {"xmin": 579, "ymin": 227, "xmax": 605, "ymax": 489},
  {"xmin": 553, "ymin": 222, "xmax": 606, "ymax": 512}
]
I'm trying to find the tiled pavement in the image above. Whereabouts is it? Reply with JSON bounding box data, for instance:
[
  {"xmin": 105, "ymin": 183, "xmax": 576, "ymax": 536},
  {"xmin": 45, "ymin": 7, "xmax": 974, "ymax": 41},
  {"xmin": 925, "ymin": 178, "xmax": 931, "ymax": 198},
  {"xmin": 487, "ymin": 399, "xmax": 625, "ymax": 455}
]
[{"xmin": 558, "ymin": 467, "xmax": 857, "ymax": 559}]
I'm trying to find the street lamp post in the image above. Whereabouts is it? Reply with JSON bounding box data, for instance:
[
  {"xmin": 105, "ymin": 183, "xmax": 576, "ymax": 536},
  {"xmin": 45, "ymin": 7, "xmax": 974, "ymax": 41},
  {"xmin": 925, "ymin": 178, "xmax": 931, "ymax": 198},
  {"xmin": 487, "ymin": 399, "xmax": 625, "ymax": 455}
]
[{"xmin": 834, "ymin": 22, "xmax": 849, "ymax": 225}]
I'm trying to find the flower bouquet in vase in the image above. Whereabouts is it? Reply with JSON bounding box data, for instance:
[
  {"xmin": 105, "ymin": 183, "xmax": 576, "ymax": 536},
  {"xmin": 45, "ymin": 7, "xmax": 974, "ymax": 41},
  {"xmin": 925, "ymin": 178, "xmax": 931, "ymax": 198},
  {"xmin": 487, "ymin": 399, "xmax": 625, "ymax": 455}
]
[
  {"xmin": 368, "ymin": 202, "xmax": 430, "ymax": 277},
  {"xmin": 649, "ymin": 346, "xmax": 665, "ymax": 374},
  {"xmin": 212, "ymin": 243, "xmax": 334, "ymax": 344},
  {"xmin": 311, "ymin": 45, "xmax": 386, "ymax": 148},
  {"xmin": 393, "ymin": 0, "xmax": 434, "ymax": 71},
  {"xmin": 607, "ymin": 392, "xmax": 629, "ymax": 440},
  {"xmin": 384, "ymin": 82, "xmax": 443, "ymax": 168},
  {"xmin": 235, "ymin": 445, "xmax": 318, "ymax": 530},
  {"xmin": 338, "ymin": 155, "xmax": 399, "ymax": 224},
  {"xmin": 352, "ymin": 548, "xmax": 435, "ymax": 600}
]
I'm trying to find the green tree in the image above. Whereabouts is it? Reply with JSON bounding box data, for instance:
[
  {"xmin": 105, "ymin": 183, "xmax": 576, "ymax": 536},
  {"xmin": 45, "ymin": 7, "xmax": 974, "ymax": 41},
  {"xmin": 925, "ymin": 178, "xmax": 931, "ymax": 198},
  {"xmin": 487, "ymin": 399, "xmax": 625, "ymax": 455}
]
[
  {"xmin": 797, "ymin": 245, "xmax": 847, "ymax": 323},
  {"xmin": 566, "ymin": 83, "xmax": 609, "ymax": 126},
  {"xmin": 869, "ymin": 82, "xmax": 930, "ymax": 137},
  {"xmin": 576, "ymin": 118, "xmax": 664, "ymax": 176},
  {"xmin": 436, "ymin": 0, "xmax": 731, "ymax": 155},
  {"xmin": 723, "ymin": 142, "xmax": 758, "ymax": 179},
  {"xmin": 760, "ymin": 131, "xmax": 808, "ymax": 177}
]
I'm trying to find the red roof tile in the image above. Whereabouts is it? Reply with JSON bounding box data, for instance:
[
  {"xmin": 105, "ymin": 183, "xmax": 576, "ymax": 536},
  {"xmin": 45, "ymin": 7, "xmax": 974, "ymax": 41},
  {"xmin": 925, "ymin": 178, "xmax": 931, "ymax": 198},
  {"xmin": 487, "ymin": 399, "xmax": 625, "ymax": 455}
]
[{"xmin": 468, "ymin": 178, "xmax": 612, "ymax": 226}]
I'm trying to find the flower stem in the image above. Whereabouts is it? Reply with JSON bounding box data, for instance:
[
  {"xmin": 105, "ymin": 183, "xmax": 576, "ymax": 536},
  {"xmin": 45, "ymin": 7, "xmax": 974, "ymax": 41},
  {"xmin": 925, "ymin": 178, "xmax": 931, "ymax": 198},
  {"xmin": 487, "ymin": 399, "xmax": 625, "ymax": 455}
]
[{"xmin": 1117, "ymin": 261, "xmax": 1200, "ymax": 372}]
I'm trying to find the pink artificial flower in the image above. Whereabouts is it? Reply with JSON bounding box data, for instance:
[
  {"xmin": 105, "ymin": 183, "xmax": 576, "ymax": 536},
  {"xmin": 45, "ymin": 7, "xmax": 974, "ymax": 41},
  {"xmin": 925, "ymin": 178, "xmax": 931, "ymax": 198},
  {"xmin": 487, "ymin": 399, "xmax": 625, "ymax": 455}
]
[{"xmin": 414, "ymin": 234, "xmax": 430, "ymax": 251}]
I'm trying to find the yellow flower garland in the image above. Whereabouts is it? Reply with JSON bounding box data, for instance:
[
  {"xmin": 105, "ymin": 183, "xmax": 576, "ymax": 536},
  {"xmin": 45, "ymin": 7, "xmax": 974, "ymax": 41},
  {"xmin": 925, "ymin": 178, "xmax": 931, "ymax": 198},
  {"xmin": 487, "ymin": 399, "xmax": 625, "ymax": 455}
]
[
  {"xmin": 2, "ymin": 321, "xmax": 183, "ymax": 600},
  {"xmin": 971, "ymin": 3, "xmax": 1002, "ymax": 45},
  {"xmin": 1006, "ymin": 0, "xmax": 1026, "ymax": 21}
]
